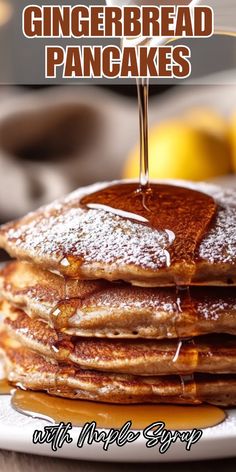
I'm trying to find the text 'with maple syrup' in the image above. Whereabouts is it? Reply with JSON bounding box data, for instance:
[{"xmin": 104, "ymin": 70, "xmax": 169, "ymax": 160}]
[{"xmin": 32, "ymin": 420, "xmax": 204, "ymax": 453}]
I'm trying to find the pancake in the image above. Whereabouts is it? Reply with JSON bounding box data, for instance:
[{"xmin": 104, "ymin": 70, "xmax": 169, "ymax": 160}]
[
  {"xmin": 0, "ymin": 331, "xmax": 236, "ymax": 406},
  {"xmin": 0, "ymin": 260, "xmax": 106, "ymax": 318},
  {"xmin": 4, "ymin": 304, "xmax": 236, "ymax": 376},
  {"xmin": 0, "ymin": 181, "xmax": 235, "ymax": 286},
  {"xmin": 1, "ymin": 262, "xmax": 236, "ymax": 339}
]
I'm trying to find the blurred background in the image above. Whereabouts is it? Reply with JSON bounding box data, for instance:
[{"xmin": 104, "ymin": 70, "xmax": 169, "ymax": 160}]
[
  {"xmin": 0, "ymin": 0, "xmax": 236, "ymax": 262},
  {"xmin": 1, "ymin": 81, "xmax": 236, "ymax": 224}
]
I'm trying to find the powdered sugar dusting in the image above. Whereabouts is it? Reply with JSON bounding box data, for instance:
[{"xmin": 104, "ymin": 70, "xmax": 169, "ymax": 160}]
[
  {"xmin": 6, "ymin": 207, "xmax": 169, "ymax": 269},
  {"xmin": 171, "ymin": 182, "xmax": 236, "ymax": 264},
  {"xmin": 199, "ymin": 205, "xmax": 236, "ymax": 263},
  {"xmin": 197, "ymin": 297, "xmax": 236, "ymax": 321},
  {"xmin": 83, "ymin": 286, "xmax": 236, "ymax": 320}
]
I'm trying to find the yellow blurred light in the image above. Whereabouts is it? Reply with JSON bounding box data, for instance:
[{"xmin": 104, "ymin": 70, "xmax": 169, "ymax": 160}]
[
  {"xmin": 183, "ymin": 107, "xmax": 228, "ymax": 140},
  {"xmin": 229, "ymin": 113, "xmax": 236, "ymax": 172},
  {"xmin": 0, "ymin": 0, "xmax": 12, "ymax": 26},
  {"xmin": 124, "ymin": 120, "xmax": 232, "ymax": 182}
]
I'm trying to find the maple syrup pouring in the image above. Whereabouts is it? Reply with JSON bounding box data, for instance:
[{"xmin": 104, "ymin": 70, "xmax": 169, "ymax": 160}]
[
  {"xmin": 11, "ymin": 390, "xmax": 226, "ymax": 430},
  {"xmin": 80, "ymin": 77, "xmax": 217, "ymax": 285},
  {"xmin": 0, "ymin": 379, "xmax": 11, "ymax": 395},
  {"xmin": 137, "ymin": 78, "xmax": 150, "ymax": 190}
]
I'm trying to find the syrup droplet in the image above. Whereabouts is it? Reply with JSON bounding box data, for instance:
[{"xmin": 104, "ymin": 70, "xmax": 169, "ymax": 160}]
[
  {"xmin": 51, "ymin": 299, "xmax": 81, "ymax": 330},
  {"xmin": 172, "ymin": 337, "xmax": 198, "ymax": 368},
  {"xmin": 11, "ymin": 390, "xmax": 226, "ymax": 430},
  {"xmin": 173, "ymin": 286, "xmax": 198, "ymax": 362},
  {"xmin": 49, "ymin": 277, "xmax": 106, "ymax": 330},
  {"xmin": 180, "ymin": 374, "xmax": 199, "ymax": 403},
  {"xmin": 60, "ymin": 255, "xmax": 84, "ymax": 278},
  {"xmin": 80, "ymin": 183, "xmax": 217, "ymax": 285},
  {"xmin": 50, "ymin": 334, "xmax": 74, "ymax": 362}
]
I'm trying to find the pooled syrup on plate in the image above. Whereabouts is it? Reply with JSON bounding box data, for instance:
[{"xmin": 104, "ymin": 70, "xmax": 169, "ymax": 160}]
[
  {"xmin": 0, "ymin": 379, "xmax": 11, "ymax": 395},
  {"xmin": 11, "ymin": 390, "xmax": 226, "ymax": 430}
]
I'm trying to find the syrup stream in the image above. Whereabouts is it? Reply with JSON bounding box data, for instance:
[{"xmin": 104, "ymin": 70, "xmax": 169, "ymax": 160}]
[{"xmin": 137, "ymin": 77, "xmax": 150, "ymax": 190}]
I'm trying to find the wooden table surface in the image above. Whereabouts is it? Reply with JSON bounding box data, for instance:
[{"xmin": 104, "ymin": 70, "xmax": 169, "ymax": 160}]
[{"xmin": 0, "ymin": 452, "xmax": 235, "ymax": 472}]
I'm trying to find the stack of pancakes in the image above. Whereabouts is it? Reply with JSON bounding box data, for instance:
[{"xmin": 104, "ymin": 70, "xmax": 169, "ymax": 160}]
[{"xmin": 0, "ymin": 181, "xmax": 236, "ymax": 406}]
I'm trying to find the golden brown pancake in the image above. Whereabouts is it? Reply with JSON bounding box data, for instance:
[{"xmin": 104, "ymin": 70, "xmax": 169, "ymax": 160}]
[
  {"xmin": 1, "ymin": 331, "xmax": 236, "ymax": 405},
  {"xmin": 1, "ymin": 262, "xmax": 236, "ymax": 339},
  {"xmin": 0, "ymin": 181, "xmax": 235, "ymax": 286},
  {"xmin": 0, "ymin": 260, "xmax": 106, "ymax": 319},
  {"xmin": 4, "ymin": 304, "xmax": 236, "ymax": 376}
]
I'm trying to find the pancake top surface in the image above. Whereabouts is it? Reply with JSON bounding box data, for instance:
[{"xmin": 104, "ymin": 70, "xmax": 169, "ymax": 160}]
[{"xmin": 0, "ymin": 181, "xmax": 235, "ymax": 284}]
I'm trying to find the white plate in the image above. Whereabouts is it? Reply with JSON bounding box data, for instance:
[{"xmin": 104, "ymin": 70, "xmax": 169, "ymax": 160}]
[{"xmin": 0, "ymin": 390, "xmax": 236, "ymax": 462}]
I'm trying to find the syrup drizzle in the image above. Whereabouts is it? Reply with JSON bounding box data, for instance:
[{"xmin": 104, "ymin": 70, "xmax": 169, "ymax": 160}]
[
  {"xmin": 50, "ymin": 275, "xmax": 76, "ymax": 330},
  {"xmin": 174, "ymin": 286, "xmax": 198, "ymax": 399},
  {"xmin": 11, "ymin": 390, "xmax": 226, "ymax": 430},
  {"xmin": 51, "ymin": 298, "xmax": 80, "ymax": 330},
  {"xmin": 80, "ymin": 183, "xmax": 217, "ymax": 285}
]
